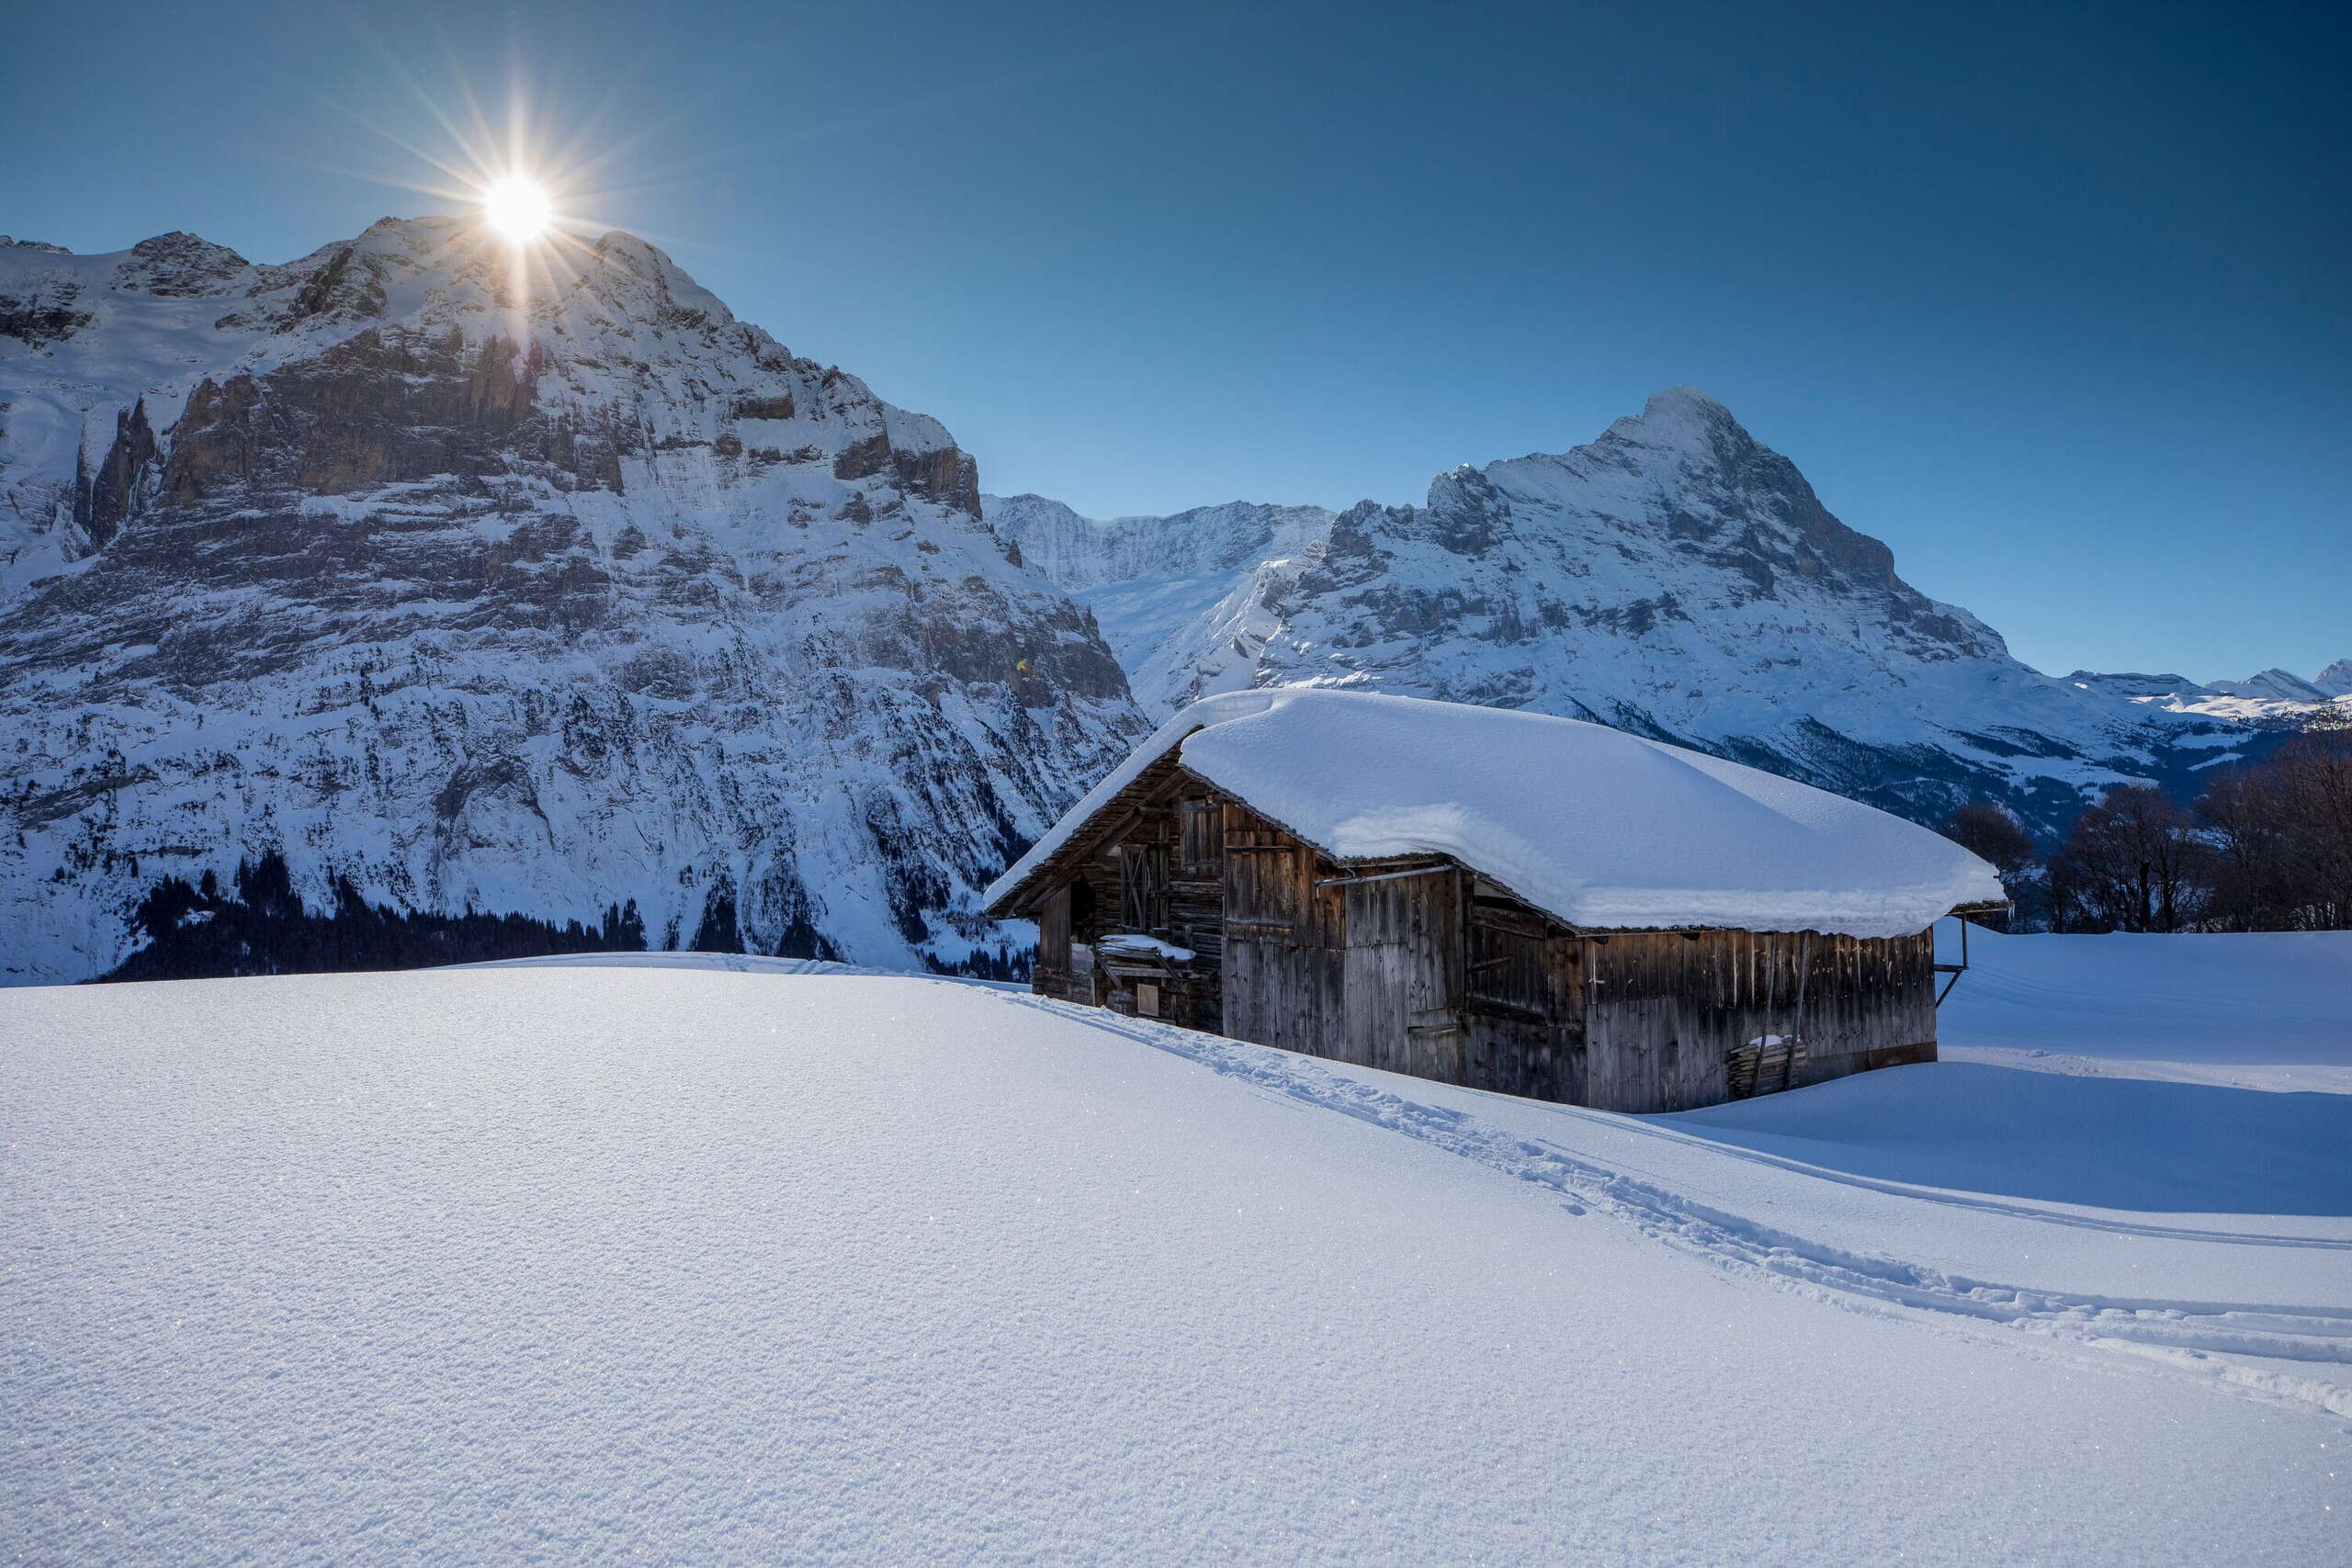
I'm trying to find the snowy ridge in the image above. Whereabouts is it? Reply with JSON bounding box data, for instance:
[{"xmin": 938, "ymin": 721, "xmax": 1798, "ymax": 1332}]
[
  {"xmin": 988, "ymin": 688, "xmax": 2005, "ymax": 938},
  {"xmin": 0, "ymin": 221, "xmax": 1148, "ymax": 982},
  {"xmin": 993, "ymin": 389, "xmax": 2312, "ymax": 840},
  {"xmin": 2064, "ymin": 662, "xmax": 2352, "ymax": 724}
]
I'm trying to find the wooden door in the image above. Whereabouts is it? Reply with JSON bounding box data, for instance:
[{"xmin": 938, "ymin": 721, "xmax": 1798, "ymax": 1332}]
[{"xmin": 1038, "ymin": 885, "xmax": 1071, "ymax": 972}]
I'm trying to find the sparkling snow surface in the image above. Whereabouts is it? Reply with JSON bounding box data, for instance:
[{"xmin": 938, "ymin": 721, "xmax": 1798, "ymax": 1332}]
[
  {"xmin": 6, "ymin": 951, "xmax": 2346, "ymax": 1565},
  {"xmin": 989, "ymin": 688, "xmax": 2005, "ymax": 937}
]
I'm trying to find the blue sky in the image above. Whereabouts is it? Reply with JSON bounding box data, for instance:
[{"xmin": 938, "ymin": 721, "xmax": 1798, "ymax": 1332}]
[{"xmin": 5, "ymin": 0, "xmax": 2344, "ymax": 682}]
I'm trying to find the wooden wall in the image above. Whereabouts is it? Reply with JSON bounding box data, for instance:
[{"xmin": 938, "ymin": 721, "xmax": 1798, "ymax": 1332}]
[
  {"xmin": 1577, "ymin": 929, "xmax": 1936, "ymax": 1112},
  {"xmin": 1016, "ymin": 769, "xmax": 1937, "ymax": 1113}
]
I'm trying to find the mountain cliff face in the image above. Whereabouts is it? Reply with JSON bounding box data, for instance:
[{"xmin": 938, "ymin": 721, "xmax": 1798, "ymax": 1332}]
[
  {"xmin": 989, "ymin": 389, "xmax": 2284, "ymax": 840},
  {"xmin": 0, "ymin": 221, "xmax": 1145, "ymax": 984}
]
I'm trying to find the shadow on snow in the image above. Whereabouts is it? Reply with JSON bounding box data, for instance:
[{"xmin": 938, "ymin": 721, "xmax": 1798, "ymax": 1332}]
[{"xmin": 1658, "ymin": 1062, "xmax": 2352, "ymax": 1216}]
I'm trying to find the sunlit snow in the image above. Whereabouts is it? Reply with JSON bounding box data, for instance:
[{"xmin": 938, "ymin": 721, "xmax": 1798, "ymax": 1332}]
[{"xmin": 5, "ymin": 930, "xmax": 2346, "ymax": 1564}]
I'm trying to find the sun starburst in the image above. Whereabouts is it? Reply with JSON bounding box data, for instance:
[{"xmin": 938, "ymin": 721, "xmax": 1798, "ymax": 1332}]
[{"xmin": 481, "ymin": 174, "xmax": 554, "ymax": 243}]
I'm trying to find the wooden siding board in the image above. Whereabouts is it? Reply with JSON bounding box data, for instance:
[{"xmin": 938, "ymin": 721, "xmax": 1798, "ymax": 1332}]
[{"xmin": 1336, "ymin": 868, "xmax": 1463, "ymax": 1081}]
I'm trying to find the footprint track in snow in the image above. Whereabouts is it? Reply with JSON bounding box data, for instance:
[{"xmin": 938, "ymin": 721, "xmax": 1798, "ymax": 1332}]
[{"xmin": 1000, "ymin": 993, "xmax": 2352, "ymax": 1420}]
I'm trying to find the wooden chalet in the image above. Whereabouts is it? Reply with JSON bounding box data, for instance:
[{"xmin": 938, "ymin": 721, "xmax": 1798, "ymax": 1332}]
[{"xmin": 985, "ymin": 691, "xmax": 2007, "ymax": 1114}]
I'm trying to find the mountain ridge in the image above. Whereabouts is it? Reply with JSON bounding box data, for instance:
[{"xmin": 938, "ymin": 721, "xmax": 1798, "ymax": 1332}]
[{"xmin": 6, "ymin": 217, "xmax": 2330, "ymax": 984}]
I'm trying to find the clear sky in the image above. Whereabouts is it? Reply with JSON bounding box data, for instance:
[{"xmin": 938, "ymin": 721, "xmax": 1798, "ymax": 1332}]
[{"xmin": 5, "ymin": 0, "xmax": 2345, "ymax": 682}]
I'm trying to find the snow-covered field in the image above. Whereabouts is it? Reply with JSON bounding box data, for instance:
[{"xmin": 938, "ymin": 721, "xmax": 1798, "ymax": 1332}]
[
  {"xmin": 1939, "ymin": 919, "xmax": 2352, "ymax": 1092},
  {"xmin": 5, "ymin": 937, "xmax": 2346, "ymax": 1564}
]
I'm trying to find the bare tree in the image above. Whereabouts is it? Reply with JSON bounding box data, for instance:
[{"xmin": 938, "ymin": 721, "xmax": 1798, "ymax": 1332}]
[
  {"xmin": 2199, "ymin": 716, "xmax": 2352, "ymax": 931},
  {"xmin": 1942, "ymin": 800, "xmax": 2034, "ymax": 874},
  {"xmin": 2047, "ymin": 784, "xmax": 2207, "ymax": 932}
]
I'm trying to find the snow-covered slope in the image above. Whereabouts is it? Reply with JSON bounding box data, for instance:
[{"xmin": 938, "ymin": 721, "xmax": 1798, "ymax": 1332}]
[
  {"xmin": 992, "ymin": 390, "xmax": 2290, "ymax": 839},
  {"xmin": 1938, "ymin": 919, "xmax": 2352, "ymax": 1092},
  {"xmin": 18, "ymin": 956, "xmax": 2352, "ymax": 1561},
  {"xmin": 6, "ymin": 960, "xmax": 2346, "ymax": 1563},
  {"xmin": 0, "ymin": 224, "xmax": 1148, "ymax": 982}
]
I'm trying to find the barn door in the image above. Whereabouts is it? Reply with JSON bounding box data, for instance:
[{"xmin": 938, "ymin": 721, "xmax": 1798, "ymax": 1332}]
[
  {"xmin": 1401, "ymin": 874, "xmax": 1464, "ymax": 1081},
  {"xmin": 1038, "ymin": 885, "xmax": 1071, "ymax": 972}
]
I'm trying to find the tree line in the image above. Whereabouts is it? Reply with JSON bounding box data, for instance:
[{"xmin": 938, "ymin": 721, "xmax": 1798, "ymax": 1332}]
[
  {"xmin": 100, "ymin": 850, "xmax": 1035, "ymax": 982},
  {"xmin": 104, "ymin": 852, "xmax": 648, "ymax": 982},
  {"xmin": 1942, "ymin": 717, "xmax": 2352, "ymax": 933}
]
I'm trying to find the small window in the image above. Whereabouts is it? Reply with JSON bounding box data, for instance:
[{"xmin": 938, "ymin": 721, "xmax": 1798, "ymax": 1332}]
[{"xmin": 1135, "ymin": 982, "xmax": 1160, "ymax": 1017}]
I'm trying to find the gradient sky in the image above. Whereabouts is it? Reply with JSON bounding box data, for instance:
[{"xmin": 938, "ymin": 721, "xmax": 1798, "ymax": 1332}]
[{"xmin": 6, "ymin": 0, "xmax": 2345, "ymax": 682}]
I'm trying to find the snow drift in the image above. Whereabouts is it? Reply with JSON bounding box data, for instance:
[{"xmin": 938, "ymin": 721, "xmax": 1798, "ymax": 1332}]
[{"xmin": 1939, "ymin": 920, "xmax": 2352, "ymax": 1092}]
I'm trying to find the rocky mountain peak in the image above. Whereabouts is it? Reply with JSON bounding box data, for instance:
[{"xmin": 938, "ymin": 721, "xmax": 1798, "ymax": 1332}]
[
  {"xmin": 1600, "ymin": 383, "xmax": 1740, "ymax": 449},
  {"xmin": 0, "ymin": 213, "xmax": 1146, "ymax": 983}
]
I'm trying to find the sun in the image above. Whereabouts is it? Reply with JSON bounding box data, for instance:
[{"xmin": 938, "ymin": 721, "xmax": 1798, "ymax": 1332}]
[{"xmin": 481, "ymin": 175, "xmax": 553, "ymax": 243}]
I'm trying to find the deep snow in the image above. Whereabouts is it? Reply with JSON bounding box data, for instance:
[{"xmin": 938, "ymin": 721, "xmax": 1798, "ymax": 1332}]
[{"xmin": 4, "ymin": 943, "xmax": 2346, "ymax": 1564}]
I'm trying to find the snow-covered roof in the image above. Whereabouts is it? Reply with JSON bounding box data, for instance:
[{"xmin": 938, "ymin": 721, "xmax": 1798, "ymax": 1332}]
[{"xmin": 986, "ymin": 689, "xmax": 2005, "ymax": 939}]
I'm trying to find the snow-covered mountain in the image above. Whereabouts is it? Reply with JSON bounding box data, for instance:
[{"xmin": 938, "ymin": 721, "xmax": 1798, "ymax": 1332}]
[
  {"xmin": 0, "ymin": 222, "xmax": 1146, "ymax": 984},
  {"xmin": 2064, "ymin": 662, "xmax": 2352, "ymax": 724},
  {"xmin": 989, "ymin": 389, "xmax": 2303, "ymax": 840},
  {"xmin": 984, "ymin": 495, "xmax": 1334, "ymax": 713}
]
